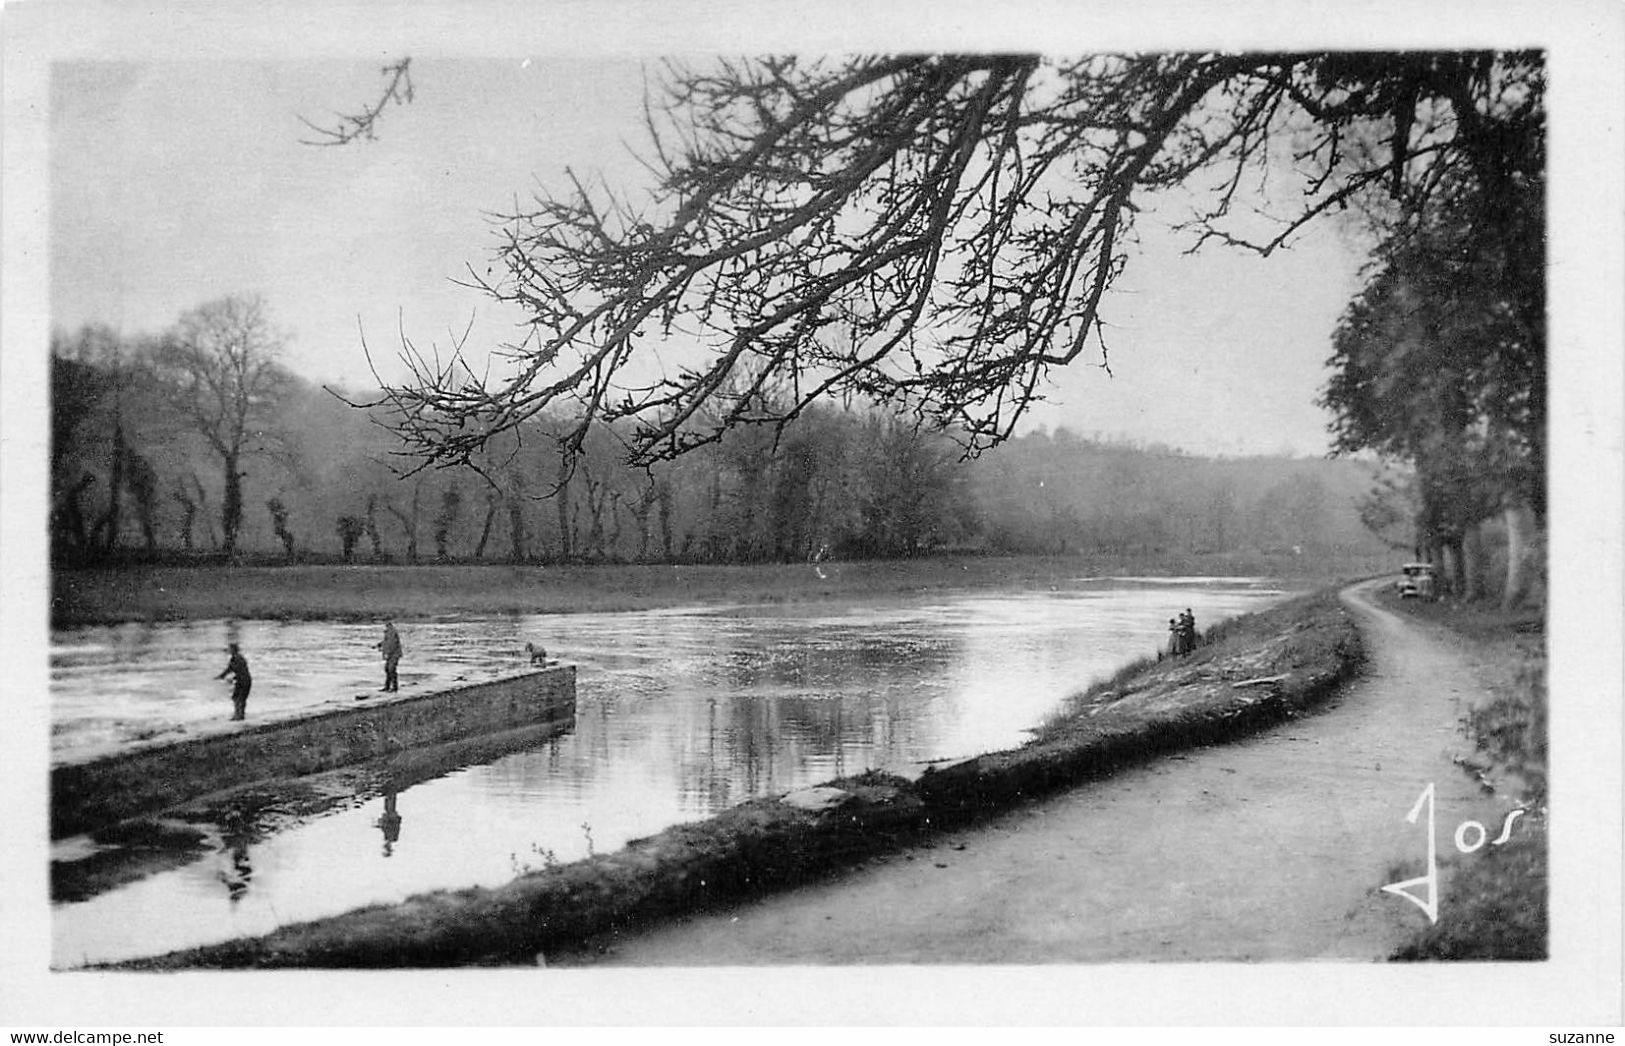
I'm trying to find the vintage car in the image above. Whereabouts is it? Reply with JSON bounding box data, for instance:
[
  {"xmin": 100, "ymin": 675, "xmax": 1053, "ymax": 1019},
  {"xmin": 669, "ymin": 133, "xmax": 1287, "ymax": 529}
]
[{"xmin": 1397, "ymin": 562, "xmax": 1437, "ymax": 599}]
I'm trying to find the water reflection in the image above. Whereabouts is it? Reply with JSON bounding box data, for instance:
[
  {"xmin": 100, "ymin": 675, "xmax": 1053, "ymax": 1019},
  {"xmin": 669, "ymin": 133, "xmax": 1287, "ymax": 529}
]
[
  {"xmin": 51, "ymin": 579, "xmax": 1287, "ymax": 965},
  {"xmin": 217, "ymin": 813, "xmax": 255, "ymax": 904},
  {"xmin": 376, "ymin": 792, "xmax": 402, "ymax": 858}
]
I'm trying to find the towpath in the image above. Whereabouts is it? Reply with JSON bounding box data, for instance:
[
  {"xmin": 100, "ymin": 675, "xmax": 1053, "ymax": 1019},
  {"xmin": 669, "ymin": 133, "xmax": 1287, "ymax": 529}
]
[{"xmin": 551, "ymin": 579, "xmax": 1519, "ymax": 964}]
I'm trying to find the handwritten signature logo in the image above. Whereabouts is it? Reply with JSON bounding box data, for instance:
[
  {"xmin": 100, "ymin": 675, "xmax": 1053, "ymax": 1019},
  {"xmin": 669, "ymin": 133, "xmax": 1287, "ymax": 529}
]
[{"xmin": 1381, "ymin": 781, "xmax": 1527, "ymax": 924}]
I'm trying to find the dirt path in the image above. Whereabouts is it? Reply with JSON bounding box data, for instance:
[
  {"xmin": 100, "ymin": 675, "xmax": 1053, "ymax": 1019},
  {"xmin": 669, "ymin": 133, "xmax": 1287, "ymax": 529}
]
[{"xmin": 551, "ymin": 579, "xmax": 1520, "ymax": 965}]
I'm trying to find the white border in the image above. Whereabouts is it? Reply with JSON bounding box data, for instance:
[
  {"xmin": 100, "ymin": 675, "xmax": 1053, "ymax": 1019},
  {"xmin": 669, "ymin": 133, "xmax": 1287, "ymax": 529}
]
[{"xmin": 3, "ymin": 0, "xmax": 1620, "ymax": 1027}]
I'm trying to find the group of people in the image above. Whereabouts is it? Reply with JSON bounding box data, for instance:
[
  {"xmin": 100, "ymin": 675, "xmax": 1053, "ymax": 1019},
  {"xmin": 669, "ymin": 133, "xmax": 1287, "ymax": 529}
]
[
  {"xmin": 1165, "ymin": 607, "xmax": 1200, "ymax": 657},
  {"xmin": 214, "ymin": 621, "xmax": 406, "ymax": 721}
]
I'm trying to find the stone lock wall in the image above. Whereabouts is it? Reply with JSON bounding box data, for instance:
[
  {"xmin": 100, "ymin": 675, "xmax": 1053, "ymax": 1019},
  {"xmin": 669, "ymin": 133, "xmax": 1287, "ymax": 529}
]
[{"xmin": 52, "ymin": 665, "xmax": 576, "ymax": 839}]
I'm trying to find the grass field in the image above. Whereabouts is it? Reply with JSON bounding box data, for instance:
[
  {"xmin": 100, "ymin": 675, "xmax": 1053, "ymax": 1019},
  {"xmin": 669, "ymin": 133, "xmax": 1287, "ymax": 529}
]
[{"xmin": 49, "ymin": 551, "xmax": 1393, "ymax": 626}]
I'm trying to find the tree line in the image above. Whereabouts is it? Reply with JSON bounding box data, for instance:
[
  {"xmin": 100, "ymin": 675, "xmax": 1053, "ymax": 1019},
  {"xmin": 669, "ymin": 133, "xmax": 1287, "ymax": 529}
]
[
  {"xmin": 350, "ymin": 51, "xmax": 1544, "ymax": 608},
  {"xmin": 56, "ymin": 51, "xmax": 1547, "ymax": 610},
  {"xmin": 1318, "ymin": 55, "xmax": 1544, "ymax": 607},
  {"xmin": 50, "ymin": 303, "xmax": 1389, "ymax": 567}
]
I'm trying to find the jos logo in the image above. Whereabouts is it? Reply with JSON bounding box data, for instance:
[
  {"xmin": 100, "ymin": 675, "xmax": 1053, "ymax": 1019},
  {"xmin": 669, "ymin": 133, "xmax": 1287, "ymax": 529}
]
[{"xmin": 1381, "ymin": 781, "xmax": 1528, "ymax": 924}]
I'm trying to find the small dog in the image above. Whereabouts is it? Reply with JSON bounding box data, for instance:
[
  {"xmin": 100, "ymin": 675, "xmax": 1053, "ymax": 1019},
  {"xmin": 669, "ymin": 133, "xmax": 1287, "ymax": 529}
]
[{"xmin": 524, "ymin": 642, "xmax": 548, "ymax": 665}]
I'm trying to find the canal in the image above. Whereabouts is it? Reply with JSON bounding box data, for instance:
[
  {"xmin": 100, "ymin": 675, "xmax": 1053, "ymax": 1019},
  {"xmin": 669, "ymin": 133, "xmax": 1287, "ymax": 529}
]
[{"xmin": 50, "ymin": 576, "xmax": 1287, "ymax": 966}]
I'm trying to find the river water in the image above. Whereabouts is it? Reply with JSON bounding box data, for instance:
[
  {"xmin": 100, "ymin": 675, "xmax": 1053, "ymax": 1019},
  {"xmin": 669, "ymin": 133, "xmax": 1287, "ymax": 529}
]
[{"xmin": 49, "ymin": 577, "xmax": 1286, "ymax": 966}]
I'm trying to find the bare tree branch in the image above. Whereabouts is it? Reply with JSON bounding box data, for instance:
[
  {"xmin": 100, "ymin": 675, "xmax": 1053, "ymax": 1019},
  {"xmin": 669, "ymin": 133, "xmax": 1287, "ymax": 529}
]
[
  {"xmin": 299, "ymin": 58, "xmax": 414, "ymax": 146},
  {"xmin": 369, "ymin": 51, "xmax": 1541, "ymax": 476}
]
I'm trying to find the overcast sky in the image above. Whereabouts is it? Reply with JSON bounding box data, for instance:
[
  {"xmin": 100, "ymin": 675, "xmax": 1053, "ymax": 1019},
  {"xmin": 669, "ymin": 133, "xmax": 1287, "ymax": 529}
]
[
  {"xmin": 12, "ymin": 1, "xmax": 1617, "ymax": 470},
  {"xmin": 44, "ymin": 44, "xmax": 1374, "ymax": 458}
]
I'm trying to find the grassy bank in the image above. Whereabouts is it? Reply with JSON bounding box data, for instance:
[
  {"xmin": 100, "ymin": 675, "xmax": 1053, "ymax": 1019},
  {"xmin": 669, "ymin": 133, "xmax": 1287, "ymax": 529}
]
[
  {"xmin": 109, "ymin": 588, "xmax": 1361, "ymax": 969},
  {"xmin": 50, "ymin": 552, "xmax": 1391, "ymax": 626},
  {"xmin": 1378, "ymin": 590, "xmax": 1548, "ymax": 961}
]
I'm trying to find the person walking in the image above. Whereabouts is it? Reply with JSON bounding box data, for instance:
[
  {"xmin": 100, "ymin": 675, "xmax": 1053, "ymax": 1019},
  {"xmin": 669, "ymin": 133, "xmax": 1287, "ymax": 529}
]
[
  {"xmin": 377, "ymin": 621, "xmax": 403, "ymax": 692},
  {"xmin": 216, "ymin": 642, "xmax": 252, "ymax": 721}
]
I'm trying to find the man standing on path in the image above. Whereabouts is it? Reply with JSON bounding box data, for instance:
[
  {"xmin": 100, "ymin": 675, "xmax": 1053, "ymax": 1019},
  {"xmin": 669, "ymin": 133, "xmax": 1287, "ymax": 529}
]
[
  {"xmin": 216, "ymin": 642, "xmax": 252, "ymax": 721},
  {"xmin": 378, "ymin": 621, "xmax": 403, "ymax": 692}
]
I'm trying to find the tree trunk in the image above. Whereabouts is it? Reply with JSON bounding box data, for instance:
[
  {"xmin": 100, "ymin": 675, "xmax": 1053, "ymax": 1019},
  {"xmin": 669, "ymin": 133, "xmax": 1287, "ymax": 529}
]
[
  {"xmin": 555, "ymin": 460, "xmax": 573, "ymax": 562},
  {"xmin": 192, "ymin": 474, "xmax": 219, "ymax": 550},
  {"xmin": 657, "ymin": 480, "xmax": 674, "ymax": 561},
  {"xmin": 583, "ymin": 472, "xmax": 608, "ymax": 560},
  {"xmin": 1502, "ymin": 497, "xmax": 1539, "ymax": 609},
  {"xmin": 508, "ymin": 481, "xmax": 528, "ymax": 562},
  {"xmin": 434, "ymin": 488, "xmax": 462, "ymax": 561},
  {"xmin": 1461, "ymin": 520, "xmax": 1487, "ymax": 602},
  {"xmin": 1439, "ymin": 536, "xmax": 1465, "ymax": 599},
  {"xmin": 632, "ymin": 485, "xmax": 656, "ymax": 562},
  {"xmin": 807, "ymin": 473, "xmax": 833, "ymax": 561},
  {"xmin": 336, "ymin": 517, "xmax": 362, "ymax": 562},
  {"xmin": 365, "ymin": 495, "xmax": 384, "ymax": 559},
  {"xmin": 385, "ymin": 487, "xmax": 421, "ymax": 563},
  {"xmin": 93, "ymin": 421, "xmax": 128, "ymax": 553},
  {"xmin": 221, "ymin": 453, "xmax": 243, "ymax": 557},
  {"xmin": 64, "ymin": 473, "xmax": 95, "ymax": 552},
  {"xmin": 407, "ymin": 484, "xmax": 420, "ymax": 562},
  {"xmin": 608, "ymin": 490, "xmax": 625, "ymax": 560},
  {"xmin": 125, "ymin": 447, "xmax": 160, "ymax": 554},
  {"xmin": 135, "ymin": 496, "xmax": 158, "ymax": 554},
  {"xmin": 475, "ymin": 489, "xmax": 499, "ymax": 559},
  {"xmin": 266, "ymin": 499, "xmax": 296, "ymax": 560},
  {"xmin": 172, "ymin": 488, "xmax": 197, "ymax": 552}
]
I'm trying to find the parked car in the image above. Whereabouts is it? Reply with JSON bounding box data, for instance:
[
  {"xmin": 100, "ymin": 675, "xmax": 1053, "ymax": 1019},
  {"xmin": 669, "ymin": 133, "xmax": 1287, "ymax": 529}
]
[{"xmin": 1397, "ymin": 562, "xmax": 1437, "ymax": 599}]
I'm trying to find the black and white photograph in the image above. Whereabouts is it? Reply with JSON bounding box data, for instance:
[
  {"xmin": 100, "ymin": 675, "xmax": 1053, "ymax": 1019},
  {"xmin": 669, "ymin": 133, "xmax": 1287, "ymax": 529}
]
[{"xmin": 2, "ymin": 0, "xmax": 1620, "ymax": 1031}]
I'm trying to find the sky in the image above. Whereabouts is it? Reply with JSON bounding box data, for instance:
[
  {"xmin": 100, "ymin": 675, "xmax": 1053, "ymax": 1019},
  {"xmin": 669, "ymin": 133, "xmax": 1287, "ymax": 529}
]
[{"xmin": 44, "ymin": 48, "xmax": 1369, "ymax": 459}]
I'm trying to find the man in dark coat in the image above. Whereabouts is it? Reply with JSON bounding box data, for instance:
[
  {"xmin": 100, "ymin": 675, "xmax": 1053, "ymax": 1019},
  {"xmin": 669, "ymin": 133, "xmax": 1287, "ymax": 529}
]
[
  {"xmin": 216, "ymin": 642, "xmax": 252, "ymax": 721},
  {"xmin": 378, "ymin": 621, "xmax": 403, "ymax": 692}
]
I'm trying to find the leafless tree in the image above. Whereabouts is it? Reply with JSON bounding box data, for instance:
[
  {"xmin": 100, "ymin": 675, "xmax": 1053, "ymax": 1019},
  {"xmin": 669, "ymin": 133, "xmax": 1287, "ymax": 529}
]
[
  {"xmin": 383, "ymin": 479, "xmax": 423, "ymax": 562},
  {"xmin": 473, "ymin": 486, "xmax": 500, "ymax": 559},
  {"xmin": 266, "ymin": 496, "xmax": 297, "ymax": 560},
  {"xmin": 366, "ymin": 52, "xmax": 1539, "ymax": 473},
  {"xmin": 171, "ymin": 481, "xmax": 199, "ymax": 552},
  {"xmin": 433, "ymin": 486, "xmax": 464, "ymax": 560},
  {"xmin": 365, "ymin": 494, "xmax": 384, "ymax": 558},
  {"xmin": 190, "ymin": 472, "xmax": 220, "ymax": 550},
  {"xmin": 149, "ymin": 295, "xmax": 295, "ymax": 556}
]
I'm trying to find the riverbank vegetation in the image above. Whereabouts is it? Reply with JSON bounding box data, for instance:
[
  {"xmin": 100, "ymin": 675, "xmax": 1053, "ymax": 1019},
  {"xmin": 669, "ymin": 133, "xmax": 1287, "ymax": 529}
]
[
  {"xmin": 49, "ymin": 551, "xmax": 1390, "ymax": 626},
  {"xmin": 1381, "ymin": 589, "xmax": 1547, "ymax": 961},
  {"xmin": 1032, "ymin": 588, "xmax": 1359, "ymax": 743},
  {"xmin": 108, "ymin": 588, "xmax": 1360, "ymax": 969},
  {"xmin": 53, "ymin": 330, "xmax": 1390, "ymax": 574}
]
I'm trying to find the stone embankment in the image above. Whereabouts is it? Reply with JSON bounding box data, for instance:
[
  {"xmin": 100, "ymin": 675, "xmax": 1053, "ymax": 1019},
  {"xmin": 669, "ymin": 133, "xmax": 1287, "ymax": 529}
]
[
  {"xmin": 54, "ymin": 665, "xmax": 576, "ymax": 839},
  {"xmin": 114, "ymin": 590, "xmax": 1360, "ymax": 969}
]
